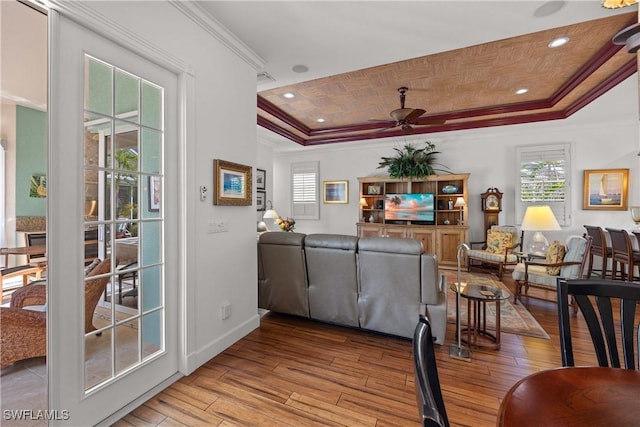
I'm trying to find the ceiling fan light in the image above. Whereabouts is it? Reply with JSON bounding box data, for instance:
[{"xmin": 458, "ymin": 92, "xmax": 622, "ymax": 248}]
[{"xmin": 390, "ymin": 108, "xmax": 413, "ymax": 121}]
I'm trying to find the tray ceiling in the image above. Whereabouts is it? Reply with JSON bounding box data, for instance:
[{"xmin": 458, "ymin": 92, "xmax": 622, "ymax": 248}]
[{"xmin": 256, "ymin": 12, "xmax": 637, "ymax": 146}]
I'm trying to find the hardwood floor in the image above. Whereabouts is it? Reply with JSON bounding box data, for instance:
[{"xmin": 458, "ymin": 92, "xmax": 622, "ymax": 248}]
[{"xmin": 114, "ymin": 279, "xmax": 625, "ymax": 427}]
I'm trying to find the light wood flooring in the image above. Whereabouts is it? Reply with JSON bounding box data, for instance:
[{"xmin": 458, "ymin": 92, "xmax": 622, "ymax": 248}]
[{"xmin": 114, "ymin": 277, "xmax": 629, "ymax": 427}]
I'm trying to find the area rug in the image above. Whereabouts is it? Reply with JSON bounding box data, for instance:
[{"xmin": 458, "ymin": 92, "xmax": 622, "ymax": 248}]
[{"xmin": 445, "ymin": 271, "xmax": 550, "ymax": 339}]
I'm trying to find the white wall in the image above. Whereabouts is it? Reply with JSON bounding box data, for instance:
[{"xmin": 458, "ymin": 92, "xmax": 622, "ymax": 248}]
[
  {"xmin": 87, "ymin": 1, "xmax": 261, "ymax": 371},
  {"xmin": 267, "ymin": 74, "xmax": 640, "ymax": 246}
]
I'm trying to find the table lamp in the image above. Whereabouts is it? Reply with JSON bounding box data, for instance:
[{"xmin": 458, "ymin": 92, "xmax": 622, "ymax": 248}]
[
  {"xmin": 454, "ymin": 197, "xmax": 466, "ymax": 225},
  {"xmin": 520, "ymin": 205, "xmax": 561, "ymax": 256},
  {"xmin": 630, "ymin": 206, "xmax": 640, "ymax": 230},
  {"xmin": 263, "ymin": 200, "xmax": 279, "ymax": 219}
]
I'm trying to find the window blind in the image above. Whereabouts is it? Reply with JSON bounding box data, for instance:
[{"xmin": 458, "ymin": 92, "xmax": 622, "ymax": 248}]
[
  {"xmin": 516, "ymin": 144, "xmax": 571, "ymax": 226},
  {"xmin": 291, "ymin": 161, "xmax": 319, "ymax": 219}
]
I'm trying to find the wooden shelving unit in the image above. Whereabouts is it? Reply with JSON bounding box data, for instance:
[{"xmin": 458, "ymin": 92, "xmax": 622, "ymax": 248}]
[{"xmin": 357, "ymin": 174, "xmax": 469, "ymax": 267}]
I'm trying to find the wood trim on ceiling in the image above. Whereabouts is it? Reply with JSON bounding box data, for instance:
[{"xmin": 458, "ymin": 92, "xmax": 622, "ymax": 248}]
[{"xmin": 257, "ymin": 26, "xmax": 637, "ymax": 146}]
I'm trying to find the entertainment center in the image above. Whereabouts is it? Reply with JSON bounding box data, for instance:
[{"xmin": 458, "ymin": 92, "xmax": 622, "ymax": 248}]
[{"xmin": 357, "ymin": 173, "xmax": 469, "ymax": 267}]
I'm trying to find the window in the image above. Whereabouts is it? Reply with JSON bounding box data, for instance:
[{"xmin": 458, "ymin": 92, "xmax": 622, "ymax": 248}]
[
  {"xmin": 516, "ymin": 144, "xmax": 571, "ymax": 226},
  {"xmin": 291, "ymin": 161, "xmax": 319, "ymax": 219}
]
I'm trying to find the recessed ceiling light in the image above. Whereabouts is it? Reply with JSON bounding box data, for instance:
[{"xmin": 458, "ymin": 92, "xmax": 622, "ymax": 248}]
[
  {"xmin": 316, "ymin": 118, "xmax": 325, "ymax": 123},
  {"xmin": 292, "ymin": 65, "xmax": 309, "ymax": 73},
  {"xmin": 283, "ymin": 93, "xmax": 295, "ymax": 99},
  {"xmin": 516, "ymin": 88, "xmax": 528, "ymax": 95},
  {"xmin": 548, "ymin": 37, "xmax": 570, "ymax": 48}
]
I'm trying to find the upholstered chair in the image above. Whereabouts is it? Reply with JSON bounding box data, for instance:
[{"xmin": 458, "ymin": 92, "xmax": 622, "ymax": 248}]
[
  {"xmin": 0, "ymin": 258, "xmax": 111, "ymax": 368},
  {"xmin": 466, "ymin": 225, "xmax": 523, "ymax": 279},
  {"xmin": 511, "ymin": 235, "xmax": 592, "ymax": 305}
]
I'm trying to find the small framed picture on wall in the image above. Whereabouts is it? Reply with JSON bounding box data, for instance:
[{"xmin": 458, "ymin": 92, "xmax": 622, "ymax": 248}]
[{"xmin": 256, "ymin": 168, "xmax": 266, "ymax": 191}]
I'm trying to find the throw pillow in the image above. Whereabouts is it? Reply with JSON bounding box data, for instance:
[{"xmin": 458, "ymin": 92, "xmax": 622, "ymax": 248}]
[
  {"xmin": 545, "ymin": 241, "xmax": 566, "ymax": 275},
  {"xmin": 486, "ymin": 230, "xmax": 513, "ymax": 254}
]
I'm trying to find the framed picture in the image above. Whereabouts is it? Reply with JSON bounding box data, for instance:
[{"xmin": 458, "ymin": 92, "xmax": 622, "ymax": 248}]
[
  {"xmin": 213, "ymin": 159, "xmax": 253, "ymax": 206},
  {"xmin": 583, "ymin": 168, "xmax": 629, "ymax": 210},
  {"xmin": 29, "ymin": 174, "xmax": 47, "ymax": 198},
  {"xmin": 323, "ymin": 180, "xmax": 349, "ymax": 204},
  {"xmin": 148, "ymin": 175, "xmax": 161, "ymax": 212},
  {"xmin": 256, "ymin": 168, "xmax": 266, "ymax": 190},
  {"xmin": 256, "ymin": 190, "xmax": 266, "ymax": 211}
]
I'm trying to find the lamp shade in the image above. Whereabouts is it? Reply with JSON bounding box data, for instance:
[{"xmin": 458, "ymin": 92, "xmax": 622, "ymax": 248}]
[
  {"xmin": 602, "ymin": 0, "xmax": 637, "ymax": 8},
  {"xmin": 263, "ymin": 200, "xmax": 279, "ymax": 219},
  {"xmin": 263, "ymin": 209, "xmax": 279, "ymax": 219},
  {"xmin": 454, "ymin": 197, "xmax": 466, "ymax": 208},
  {"xmin": 520, "ymin": 206, "xmax": 561, "ymax": 231},
  {"xmin": 359, "ymin": 197, "xmax": 367, "ymax": 207}
]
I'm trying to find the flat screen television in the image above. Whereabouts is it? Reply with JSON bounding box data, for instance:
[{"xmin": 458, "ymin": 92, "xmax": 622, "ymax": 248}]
[{"xmin": 384, "ymin": 193, "xmax": 435, "ymax": 224}]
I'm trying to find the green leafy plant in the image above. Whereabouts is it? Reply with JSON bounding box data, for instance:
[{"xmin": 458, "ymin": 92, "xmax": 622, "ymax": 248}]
[{"xmin": 377, "ymin": 142, "xmax": 451, "ymax": 179}]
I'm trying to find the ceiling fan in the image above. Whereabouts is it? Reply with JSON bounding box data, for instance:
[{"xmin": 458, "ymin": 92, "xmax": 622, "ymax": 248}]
[{"xmin": 373, "ymin": 87, "xmax": 445, "ymax": 132}]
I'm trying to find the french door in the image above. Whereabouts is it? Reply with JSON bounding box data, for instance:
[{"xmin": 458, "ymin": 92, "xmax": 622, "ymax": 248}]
[{"xmin": 48, "ymin": 11, "xmax": 179, "ymax": 425}]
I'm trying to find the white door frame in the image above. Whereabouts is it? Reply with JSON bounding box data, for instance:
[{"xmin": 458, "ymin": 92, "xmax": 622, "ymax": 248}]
[{"xmin": 47, "ymin": 3, "xmax": 195, "ymax": 424}]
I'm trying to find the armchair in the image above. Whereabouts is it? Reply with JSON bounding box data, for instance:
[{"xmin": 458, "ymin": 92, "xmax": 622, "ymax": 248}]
[
  {"xmin": 0, "ymin": 258, "xmax": 111, "ymax": 368},
  {"xmin": 466, "ymin": 225, "xmax": 523, "ymax": 279},
  {"xmin": 512, "ymin": 235, "xmax": 591, "ymax": 306}
]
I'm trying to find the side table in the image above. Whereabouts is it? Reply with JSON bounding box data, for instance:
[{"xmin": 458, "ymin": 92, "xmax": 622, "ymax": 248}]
[{"xmin": 450, "ymin": 283, "xmax": 510, "ymax": 350}]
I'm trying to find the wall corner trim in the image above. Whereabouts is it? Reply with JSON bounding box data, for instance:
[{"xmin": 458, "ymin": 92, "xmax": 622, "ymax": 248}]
[{"xmin": 169, "ymin": 1, "xmax": 266, "ymax": 71}]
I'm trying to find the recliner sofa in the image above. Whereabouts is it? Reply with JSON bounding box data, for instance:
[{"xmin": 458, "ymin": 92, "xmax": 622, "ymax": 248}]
[{"xmin": 258, "ymin": 232, "xmax": 448, "ymax": 344}]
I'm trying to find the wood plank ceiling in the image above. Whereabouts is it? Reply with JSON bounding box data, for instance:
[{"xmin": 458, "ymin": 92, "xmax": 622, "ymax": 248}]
[{"xmin": 257, "ymin": 12, "xmax": 637, "ymax": 146}]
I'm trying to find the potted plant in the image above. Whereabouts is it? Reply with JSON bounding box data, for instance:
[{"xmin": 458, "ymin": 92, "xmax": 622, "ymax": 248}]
[{"xmin": 378, "ymin": 141, "xmax": 451, "ymax": 179}]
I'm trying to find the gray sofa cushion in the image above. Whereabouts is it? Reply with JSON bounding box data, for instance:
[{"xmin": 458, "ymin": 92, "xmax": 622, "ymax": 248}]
[
  {"xmin": 305, "ymin": 234, "xmax": 359, "ymax": 327},
  {"xmin": 357, "ymin": 237, "xmax": 424, "ymax": 338},
  {"xmin": 258, "ymin": 232, "xmax": 309, "ymax": 317}
]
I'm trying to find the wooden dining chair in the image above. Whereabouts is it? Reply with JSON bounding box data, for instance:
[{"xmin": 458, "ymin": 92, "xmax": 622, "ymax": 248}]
[
  {"xmin": 605, "ymin": 228, "xmax": 640, "ymax": 281},
  {"xmin": 583, "ymin": 225, "xmax": 612, "ymax": 278},
  {"xmin": 557, "ymin": 278, "xmax": 640, "ymax": 370},
  {"xmin": 413, "ymin": 315, "xmax": 449, "ymax": 427}
]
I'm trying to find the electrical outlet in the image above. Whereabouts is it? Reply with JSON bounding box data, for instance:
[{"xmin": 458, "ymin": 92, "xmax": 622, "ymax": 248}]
[{"xmin": 221, "ymin": 301, "xmax": 231, "ymax": 320}]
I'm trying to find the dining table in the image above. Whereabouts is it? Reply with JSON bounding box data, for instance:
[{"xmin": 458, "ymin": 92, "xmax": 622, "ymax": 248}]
[{"xmin": 497, "ymin": 366, "xmax": 640, "ymax": 426}]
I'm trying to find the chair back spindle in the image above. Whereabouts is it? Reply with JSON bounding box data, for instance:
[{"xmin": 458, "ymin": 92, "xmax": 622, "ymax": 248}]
[
  {"xmin": 557, "ymin": 278, "xmax": 640, "ymax": 370},
  {"xmin": 413, "ymin": 315, "xmax": 449, "ymax": 427}
]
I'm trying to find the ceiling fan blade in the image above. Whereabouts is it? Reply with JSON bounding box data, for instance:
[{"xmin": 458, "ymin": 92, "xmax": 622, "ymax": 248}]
[
  {"xmin": 405, "ymin": 108, "xmax": 426, "ymax": 122},
  {"xmin": 401, "ymin": 124, "xmax": 414, "ymax": 133},
  {"xmin": 373, "ymin": 122, "xmax": 400, "ymax": 133}
]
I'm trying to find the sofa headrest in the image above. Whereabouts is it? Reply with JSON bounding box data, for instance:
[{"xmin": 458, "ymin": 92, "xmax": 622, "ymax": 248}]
[
  {"xmin": 305, "ymin": 234, "xmax": 358, "ymax": 251},
  {"xmin": 357, "ymin": 237, "xmax": 423, "ymax": 255},
  {"xmin": 259, "ymin": 231, "xmax": 306, "ymax": 246}
]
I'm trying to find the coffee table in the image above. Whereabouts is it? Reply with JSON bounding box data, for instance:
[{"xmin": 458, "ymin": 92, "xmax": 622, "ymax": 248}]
[{"xmin": 450, "ymin": 282, "xmax": 510, "ymax": 350}]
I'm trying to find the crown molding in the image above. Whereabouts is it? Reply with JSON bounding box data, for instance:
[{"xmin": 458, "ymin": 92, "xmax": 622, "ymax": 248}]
[
  {"xmin": 46, "ymin": 0, "xmax": 192, "ymax": 75},
  {"xmin": 169, "ymin": 1, "xmax": 265, "ymax": 71}
]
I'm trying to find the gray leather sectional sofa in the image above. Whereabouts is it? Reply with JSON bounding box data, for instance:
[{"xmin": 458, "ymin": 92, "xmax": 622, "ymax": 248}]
[{"xmin": 257, "ymin": 232, "xmax": 448, "ymax": 344}]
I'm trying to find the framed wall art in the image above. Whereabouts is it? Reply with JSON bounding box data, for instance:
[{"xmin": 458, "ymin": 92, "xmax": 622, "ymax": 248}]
[
  {"xmin": 29, "ymin": 174, "xmax": 47, "ymax": 198},
  {"xmin": 213, "ymin": 159, "xmax": 253, "ymax": 206},
  {"xmin": 323, "ymin": 180, "xmax": 349, "ymax": 204},
  {"xmin": 256, "ymin": 190, "xmax": 266, "ymax": 211},
  {"xmin": 583, "ymin": 168, "xmax": 628, "ymax": 210},
  {"xmin": 148, "ymin": 175, "xmax": 161, "ymax": 211},
  {"xmin": 256, "ymin": 168, "xmax": 266, "ymax": 190}
]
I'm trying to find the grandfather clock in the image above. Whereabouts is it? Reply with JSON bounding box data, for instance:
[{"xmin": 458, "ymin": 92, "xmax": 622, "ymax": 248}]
[{"xmin": 481, "ymin": 187, "xmax": 503, "ymax": 233}]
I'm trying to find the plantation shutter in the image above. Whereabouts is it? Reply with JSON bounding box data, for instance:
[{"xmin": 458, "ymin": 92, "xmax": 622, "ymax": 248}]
[
  {"xmin": 516, "ymin": 144, "xmax": 571, "ymax": 226},
  {"xmin": 291, "ymin": 161, "xmax": 319, "ymax": 219}
]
